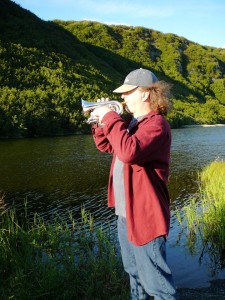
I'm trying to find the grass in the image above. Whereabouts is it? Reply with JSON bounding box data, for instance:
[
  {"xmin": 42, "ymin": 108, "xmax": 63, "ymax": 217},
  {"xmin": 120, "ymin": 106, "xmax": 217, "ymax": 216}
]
[
  {"xmin": 176, "ymin": 160, "xmax": 225, "ymax": 264},
  {"xmin": 0, "ymin": 200, "xmax": 129, "ymax": 300}
]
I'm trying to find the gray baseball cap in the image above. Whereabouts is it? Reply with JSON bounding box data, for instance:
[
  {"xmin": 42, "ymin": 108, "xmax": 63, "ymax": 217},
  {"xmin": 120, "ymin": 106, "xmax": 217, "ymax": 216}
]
[{"xmin": 113, "ymin": 68, "xmax": 158, "ymax": 93}]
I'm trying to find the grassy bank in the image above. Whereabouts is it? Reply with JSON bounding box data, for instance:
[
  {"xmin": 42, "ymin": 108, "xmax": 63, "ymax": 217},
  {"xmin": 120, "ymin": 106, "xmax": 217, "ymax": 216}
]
[
  {"xmin": 177, "ymin": 160, "xmax": 225, "ymax": 264},
  {"xmin": 0, "ymin": 202, "xmax": 129, "ymax": 299}
]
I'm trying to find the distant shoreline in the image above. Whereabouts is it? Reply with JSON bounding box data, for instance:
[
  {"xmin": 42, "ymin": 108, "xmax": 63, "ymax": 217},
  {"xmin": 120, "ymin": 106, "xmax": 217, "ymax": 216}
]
[{"xmin": 182, "ymin": 124, "xmax": 225, "ymax": 128}]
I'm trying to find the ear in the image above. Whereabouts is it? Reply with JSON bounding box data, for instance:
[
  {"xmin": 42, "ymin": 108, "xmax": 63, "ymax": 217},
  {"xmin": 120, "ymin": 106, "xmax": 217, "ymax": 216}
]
[{"xmin": 141, "ymin": 91, "xmax": 150, "ymax": 102}]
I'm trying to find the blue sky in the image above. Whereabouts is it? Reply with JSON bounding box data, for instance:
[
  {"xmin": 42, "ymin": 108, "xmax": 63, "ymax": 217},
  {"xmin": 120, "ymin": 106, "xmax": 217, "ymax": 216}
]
[{"xmin": 13, "ymin": 0, "xmax": 225, "ymax": 49}]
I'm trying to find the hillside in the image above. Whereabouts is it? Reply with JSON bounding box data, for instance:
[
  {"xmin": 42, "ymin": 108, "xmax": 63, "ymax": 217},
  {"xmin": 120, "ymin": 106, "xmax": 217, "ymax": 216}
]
[{"xmin": 0, "ymin": 0, "xmax": 225, "ymax": 137}]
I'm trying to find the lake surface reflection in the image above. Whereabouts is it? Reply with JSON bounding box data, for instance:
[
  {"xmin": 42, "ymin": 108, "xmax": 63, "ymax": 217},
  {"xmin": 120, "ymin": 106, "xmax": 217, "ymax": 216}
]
[{"xmin": 0, "ymin": 126, "xmax": 225, "ymax": 288}]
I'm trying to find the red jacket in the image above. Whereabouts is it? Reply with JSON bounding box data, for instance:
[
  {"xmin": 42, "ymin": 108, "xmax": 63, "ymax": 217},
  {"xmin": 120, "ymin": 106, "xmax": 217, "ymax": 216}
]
[{"xmin": 92, "ymin": 110, "xmax": 171, "ymax": 246}]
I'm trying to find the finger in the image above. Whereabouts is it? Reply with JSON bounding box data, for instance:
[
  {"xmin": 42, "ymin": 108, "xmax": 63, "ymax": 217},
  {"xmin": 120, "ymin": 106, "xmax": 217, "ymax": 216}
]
[{"xmin": 92, "ymin": 108, "xmax": 99, "ymax": 116}]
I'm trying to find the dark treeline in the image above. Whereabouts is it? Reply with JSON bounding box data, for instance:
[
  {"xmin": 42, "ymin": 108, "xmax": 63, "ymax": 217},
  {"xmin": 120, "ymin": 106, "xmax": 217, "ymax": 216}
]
[{"xmin": 0, "ymin": 0, "xmax": 225, "ymax": 138}]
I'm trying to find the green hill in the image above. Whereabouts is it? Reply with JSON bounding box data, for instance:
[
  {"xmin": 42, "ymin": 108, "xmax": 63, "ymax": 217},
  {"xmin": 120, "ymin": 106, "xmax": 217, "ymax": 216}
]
[{"xmin": 0, "ymin": 0, "xmax": 225, "ymax": 137}]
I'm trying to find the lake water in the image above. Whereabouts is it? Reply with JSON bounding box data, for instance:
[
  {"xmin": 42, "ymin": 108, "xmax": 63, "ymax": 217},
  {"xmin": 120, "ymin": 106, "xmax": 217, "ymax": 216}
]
[{"xmin": 0, "ymin": 126, "xmax": 225, "ymax": 288}]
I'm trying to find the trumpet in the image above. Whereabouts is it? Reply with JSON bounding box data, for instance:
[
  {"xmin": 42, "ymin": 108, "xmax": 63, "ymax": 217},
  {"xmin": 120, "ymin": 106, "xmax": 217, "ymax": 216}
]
[{"xmin": 81, "ymin": 98, "xmax": 125, "ymax": 124}]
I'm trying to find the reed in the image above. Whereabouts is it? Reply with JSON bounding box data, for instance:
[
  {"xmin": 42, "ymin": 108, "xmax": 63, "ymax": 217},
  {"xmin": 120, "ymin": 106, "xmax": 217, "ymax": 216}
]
[
  {"xmin": 178, "ymin": 161, "xmax": 225, "ymax": 257},
  {"xmin": 0, "ymin": 201, "xmax": 129, "ymax": 300}
]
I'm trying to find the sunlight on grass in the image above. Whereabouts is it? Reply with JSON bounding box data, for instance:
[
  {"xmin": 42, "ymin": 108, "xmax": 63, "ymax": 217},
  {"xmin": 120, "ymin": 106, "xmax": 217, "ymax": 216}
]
[{"xmin": 177, "ymin": 161, "xmax": 225, "ymax": 263}]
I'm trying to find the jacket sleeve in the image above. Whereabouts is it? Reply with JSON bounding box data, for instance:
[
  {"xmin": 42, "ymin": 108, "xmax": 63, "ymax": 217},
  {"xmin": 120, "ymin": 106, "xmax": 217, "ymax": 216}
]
[
  {"xmin": 91, "ymin": 123, "xmax": 114, "ymax": 154},
  {"xmin": 101, "ymin": 111, "xmax": 171, "ymax": 165}
]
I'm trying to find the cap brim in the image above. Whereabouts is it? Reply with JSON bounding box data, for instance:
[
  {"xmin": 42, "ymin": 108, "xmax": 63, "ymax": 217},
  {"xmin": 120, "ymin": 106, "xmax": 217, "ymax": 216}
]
[{"xmin": 113, "ymin": 84, "xmax": 137, "ymax": 93}]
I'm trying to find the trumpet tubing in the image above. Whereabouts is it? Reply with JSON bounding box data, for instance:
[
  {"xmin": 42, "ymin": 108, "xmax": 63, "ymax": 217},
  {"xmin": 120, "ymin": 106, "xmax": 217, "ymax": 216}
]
[{"xmin": 81, "ymin": 99, "xmax": 125, "ymax": 123}]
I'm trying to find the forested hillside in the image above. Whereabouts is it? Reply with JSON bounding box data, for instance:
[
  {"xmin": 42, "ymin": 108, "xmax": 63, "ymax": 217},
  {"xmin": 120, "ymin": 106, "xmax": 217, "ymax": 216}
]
[{"xmin": 0, "ymin": 0, "xmax": 225, "ymax": 137}]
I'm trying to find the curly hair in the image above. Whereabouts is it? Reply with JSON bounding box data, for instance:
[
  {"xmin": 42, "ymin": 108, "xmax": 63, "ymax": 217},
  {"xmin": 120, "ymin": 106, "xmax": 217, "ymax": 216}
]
[{"xmin": 139, "ymin": 81, "xmax": 173, "ymax": 116}]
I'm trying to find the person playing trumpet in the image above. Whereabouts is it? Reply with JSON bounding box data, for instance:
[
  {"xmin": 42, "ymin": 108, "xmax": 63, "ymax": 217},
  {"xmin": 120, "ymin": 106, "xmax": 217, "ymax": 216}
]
[{"xmin": 90, "ymin": 68, "xmax": 178, "ymax": 300}]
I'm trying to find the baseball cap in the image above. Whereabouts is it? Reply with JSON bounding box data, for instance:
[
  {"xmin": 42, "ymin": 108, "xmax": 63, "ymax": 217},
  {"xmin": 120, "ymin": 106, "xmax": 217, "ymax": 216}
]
[{"xmin": 113, "ymin": 68, "xmax": 158, "ymax": 93}]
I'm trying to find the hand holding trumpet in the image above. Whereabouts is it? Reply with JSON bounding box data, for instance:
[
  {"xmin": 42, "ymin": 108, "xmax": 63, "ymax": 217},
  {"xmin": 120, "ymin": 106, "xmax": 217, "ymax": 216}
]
[
  {"xmin": 91, "ymin": 98, "xmax": 112, "ymax": 123},
  {"xmin": 81, "ymin": 98, "xmax": 125, "ymax": 124}
]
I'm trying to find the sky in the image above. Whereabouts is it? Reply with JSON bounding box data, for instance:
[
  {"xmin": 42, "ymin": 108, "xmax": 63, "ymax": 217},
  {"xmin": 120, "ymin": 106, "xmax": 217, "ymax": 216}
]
[{"xmin": 13, "ymin": 0, "xmax": 225, "ymax": 49}]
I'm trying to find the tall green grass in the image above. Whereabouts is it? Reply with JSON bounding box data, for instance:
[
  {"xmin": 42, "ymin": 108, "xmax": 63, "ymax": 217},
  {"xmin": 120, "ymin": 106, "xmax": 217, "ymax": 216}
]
[
  {"xmin": 0, "ymin": 200, "xmax": 129, "ymax": 299},
  {"xmin": 177, "ymin": 161, "xmax": 225, "ymax": 262}
]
